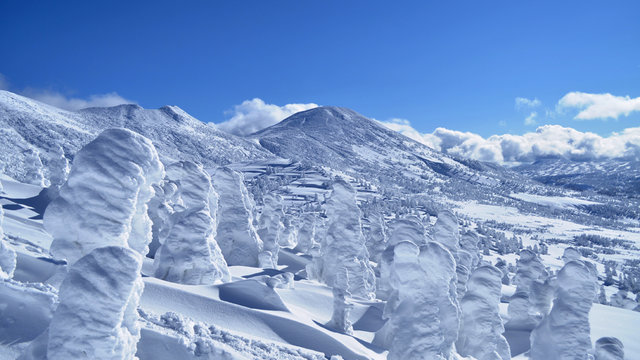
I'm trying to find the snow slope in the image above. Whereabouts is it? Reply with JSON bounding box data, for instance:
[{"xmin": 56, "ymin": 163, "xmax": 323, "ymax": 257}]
[{"xmin": 0, "ymin": 90, "xmax": 272, "ymax": 185}]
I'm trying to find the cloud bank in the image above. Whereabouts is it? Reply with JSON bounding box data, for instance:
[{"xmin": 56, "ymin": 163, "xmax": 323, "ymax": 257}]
[
  {"xmin": 558, "ymin": 92, "xmax": 640, "ymax": 120},
  {"xmin": 217, "ymin": 98, "xmax": 318, "ymax": 136},
  {"xmin": 381, "ymin": 119, "xmax": 640, "ymax": 164}
]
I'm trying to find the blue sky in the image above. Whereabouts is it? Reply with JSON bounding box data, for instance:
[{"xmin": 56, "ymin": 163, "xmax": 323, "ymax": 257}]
[{"xmin": 1, "ymin": 0, "xmax": 639, "ymax": 140}]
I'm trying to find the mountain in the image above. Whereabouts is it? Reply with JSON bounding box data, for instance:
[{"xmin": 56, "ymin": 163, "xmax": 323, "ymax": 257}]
[
  {"xmin": 0, "ymin": 90, "xmax": 272, "ymax": 185},
  {"xmin": 250, "ymin": 106, "xmax": 537, "ymax": 198}
]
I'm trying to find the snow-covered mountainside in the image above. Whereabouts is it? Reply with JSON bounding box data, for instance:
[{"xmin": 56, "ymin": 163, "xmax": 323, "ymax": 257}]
[
  {"xmin": 0, "ymin": 90, "xmax": 272, "ymax": 186},
  {"xmin": 1, "ymin": 92, "xmax": 639, "ymax": 360},
  {"xmin": 251, "ymin": 106, "xmax": 507, "ymax": 191},
  {"xmin": 514, "ymin": 158, "xmax": 640, "ymax": 197}
]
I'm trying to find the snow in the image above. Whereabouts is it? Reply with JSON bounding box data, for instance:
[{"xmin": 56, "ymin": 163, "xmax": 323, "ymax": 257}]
[{"xmin": 510, "ymin": 192, "xmax": 600, "ymax": 210}]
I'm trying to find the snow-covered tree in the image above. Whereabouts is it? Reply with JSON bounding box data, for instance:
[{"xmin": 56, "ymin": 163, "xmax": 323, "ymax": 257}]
[
  {"xmin": 46, "ymin": 246, "xmax": 144, "ymax": 360},
  {"xmin": 307, "ymin": 180, "xmax": 375, "ymax": 333},
  {"xmin": 377, "ymin": 215, "xmax": 429, "ymax": 299},
  {"xmin": 147, "ymin": 181, "xmax": 178, "ymax": 258},
  {"xmin": 594, "ymin": 337, "xmax": 624, "ymax": 360},
  {"xmin": 153, "ymin": 161, "xmax": 230, "ymax": 285},
  {"xmin": 279, "ymin": 216, "xmax": 298, "ymax": 249},
  {"xmin": 362, "ymin": 212, "xmax": 386, "ymax": 263},
  {"xmin": 387, "ymin": 216, "xmax": 427, "ymax": 247},
  {"xmin": 308, "ymin": 179, "xmax": 375, "ymax": 299},
  {"xmin": 456, "ymin": 265, "xmax": 511, "ymax": 360},
  {"xmin": 507, "ymin": 249, "xmax": 549, "ymax": 329},
  {"xmin": 45, "ymin": 128, "xmax": 164, "ymax": 264},
  {"xmin": 295, "ymin": 212, "xmax": 317, "ymax": 253},
  {"xmin": 256, "ymin": 194, "xmax": 284, "ymax": 268},
  {"xmin": 212, "ymin": 166, "xmax": 263, "ymax": 266},
  {"xmin": 562, "ymin": 247, "xmax": 582, "ymax": 264},
  {"xmin": 530, "ymin": 260, "xmax": 597, "ymax": 360},
  {"xmin": 460, "ymin": 231, "xmax": 481, "ymax": 269},
  {"xmin": 382, "ymin": 241, "xmax": 460, "ymax": 360},
  {"xmin": 432, "ymin": 210, "xmax": 460, "ymax": 257}
]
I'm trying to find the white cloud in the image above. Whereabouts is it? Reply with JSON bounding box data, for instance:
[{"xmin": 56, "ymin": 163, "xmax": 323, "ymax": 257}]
[
  {"xmin": 524, "ymin": 112, "xmax": 537, "ymax": 126},
  {"xmin": 21, "ymin": 89, "xmax": 135, "ymax": 111},
  {"xmin": 217, "ymin": 98, "xmax": 318, "ymax": 136},
  {"xmin": 515, "ymin": 97, "xmax": 541, "ymax": 109},
  {"xmin": 380, "ymin": 119, "xmax": 640, "ymax": 164},
  {"xmin": 558, "ymin": 92, "xmax": 640, "ymax": 120}
]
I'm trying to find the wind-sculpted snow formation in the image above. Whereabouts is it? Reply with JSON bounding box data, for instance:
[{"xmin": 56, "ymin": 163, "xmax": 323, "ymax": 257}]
[
  {"xmin": 46, "ymin": 246, "xmax": 144, "ymax": 360},
  {"xmin": 153, "ymin": 161, "xmax": 230, "ymax": 285},
  {"xmin": 507, "ymin": 249, "xmax": 550, "ymax": 329},
  {"xmin": 0, "ymin": 181, "xmax": 17, "ymax": 279},
  {"xmin": 594, "ymin": 337, "xmax": 624, "ymax": 360},
  {"xmin": 212, "ymin": 166, "xmax": 263, "ymax": 266},
  {"xmin": 256, "ymin": 194, "xmax": 284, "ymax": 268},
  {"xmin": 379, "ymin": 241, "xmax": 460, "ymax": 360},
  {"xmin": 45, "ymin": 128, "xmax": 164, "ymax": 264},
  {"xmin": 529, "ymin": 260, "xmax": 598, "ymax": 360},
  {"xmin": 456, "ymin": 265, "xmax": 511, "ymax": 360},
  {"xmin": 308, "ymin": 179, "xmax": 375, "ymax": 299}
]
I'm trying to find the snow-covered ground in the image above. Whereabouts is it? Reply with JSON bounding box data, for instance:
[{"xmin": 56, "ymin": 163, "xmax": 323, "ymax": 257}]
[{"xmin": 2, "ymin": 173, "xmax": 639, "ymax": 359}]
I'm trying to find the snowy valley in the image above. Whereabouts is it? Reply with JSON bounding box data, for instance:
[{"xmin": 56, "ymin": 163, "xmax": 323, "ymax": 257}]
[{"xmin": 0, "ymin": 90, "xmax": 639, "ymax": 360}]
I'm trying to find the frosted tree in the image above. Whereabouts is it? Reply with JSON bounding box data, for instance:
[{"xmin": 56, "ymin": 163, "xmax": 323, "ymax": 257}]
[
  {"xmin": 256, "ymin": 194, "xmax": 284, "ymax": 268},
  {"xmin": 45, "ymin": 128, "xmax": 164, "ymax": 264},
  {"xmin": 377, "ymin": 215, "xmax": 428, "ymax": 299},
  {"xmin": 46, "ymin": 246, "xmax": 144, "ymax": 360},
  {"xmin": 308, "ymin": 180, "xmax": 375, "ymax": 333},
  {"xmin": 432, "ymin": 210, "xmax": 460, "ymax": 257},
  {"xmin": 22, "ymin": 148, "xmax": 47, "ymax": 187},
  {"xmin": 530, "ymin": 260, "xmax": 597, "ymax": 360},
  {"xmin": 594, "ymin": 337, "xmax": 624, "ymax": 360},
  {"xmin": 507, "ymin": 249, "xmax": 549, "ymax": 329},
  {"xmin": 460, "ymin": 231, "xmax": 481, "ymax": 269},
  {"xmin": 382, "ymin": 241, "xmax": 460, "ymax": 360},
  {"xmin": 279, "ymin": 216, "xmax": 298, "ymax": 249},
  {"xmin": 562, "ymin": 247, "xmax": 582, "ymax": 264},
  {"xmin": 45, "ymin": 145, "xmax": 70, "ymax": 190},
  {"xmin": 212, "ymin": 166, "xmax": 263, "ymax": 266},
  {"xmin": 362, "ymin": 212, "xmax": 386, "ymax": 263},
  {"xmin": 456, "ymin": 250, "xmax": 473, "ymax": 299},
  {"xmin": 147, "ymin": 180, "xmax": 178, "ymax": 258},
  {"xmin": 456, "ymin": 265, "xmax": 511, "ymax": 360},
  {"xmin": 387, "ymin": 216, "xmax": 427, "ymax": 247},
  {"xmin": 295, "ymin": 212, "xmax": 317, "ymax": 253},
  {"xmin": 0, "ymin": 181, "xmax": 17, "ymax": 279},
  {"xmin": 153, "ymin": 161, "xmax": 230, "ymax": 285}
]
